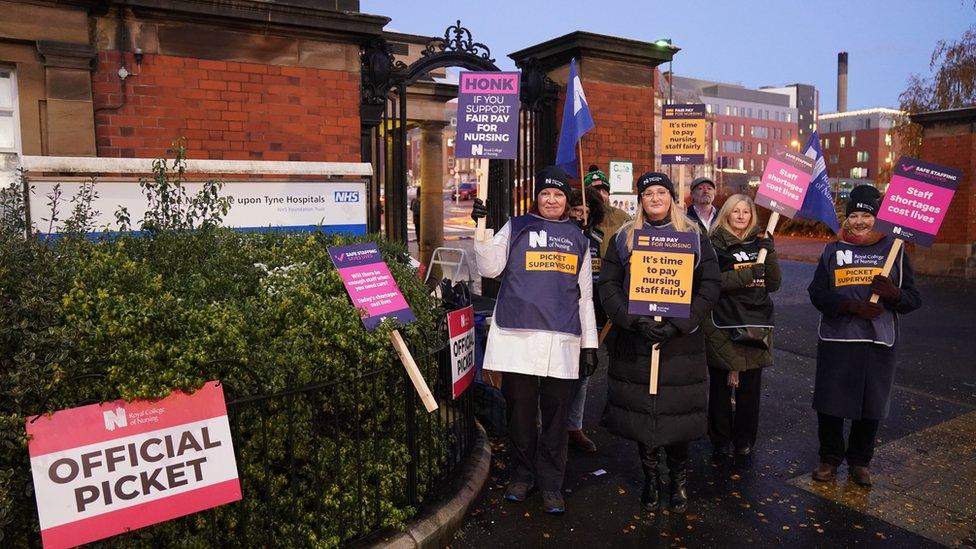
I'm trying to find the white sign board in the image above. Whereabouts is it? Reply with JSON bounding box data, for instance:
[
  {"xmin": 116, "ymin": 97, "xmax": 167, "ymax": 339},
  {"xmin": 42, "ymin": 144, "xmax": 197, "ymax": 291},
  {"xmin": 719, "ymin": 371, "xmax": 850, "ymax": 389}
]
[
  {"xmin": 609, "ymin": 160, "xmax": 634, "ymax": 194},
  {"xmin": 609, "ymin": 193, "xmax": 639, "ymax": 219},
  {"xmin": 29, "ymin": 180, "xmax": 367, "ymax": 235}
]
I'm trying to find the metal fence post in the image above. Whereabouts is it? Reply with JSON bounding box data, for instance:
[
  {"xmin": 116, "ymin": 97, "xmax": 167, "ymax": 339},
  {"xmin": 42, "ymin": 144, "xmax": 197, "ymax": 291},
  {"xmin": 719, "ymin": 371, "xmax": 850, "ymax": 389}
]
[{"xmin": 404, "ymin": 366, "xmax": 419, "ymax": 507}]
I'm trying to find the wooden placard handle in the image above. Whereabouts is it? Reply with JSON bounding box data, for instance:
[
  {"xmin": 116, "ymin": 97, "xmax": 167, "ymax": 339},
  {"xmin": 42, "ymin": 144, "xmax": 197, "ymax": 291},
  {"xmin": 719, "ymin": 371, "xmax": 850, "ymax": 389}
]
[
  {"xmin": 649, "ymin": 315, "xmax": 663, "ymax": 395},
  {"xmin": 598, "ymin": 321, "xmax": 612, "ymax": 346},
  {"xmin": 389, "ymin": 329, "xmax": 438, "ymax": 413},
  {"xmin": 869, "ymin": 238, "xmax": 904, "ymax": 304},
  {"xmin": 475, "ymin": 170, "xmax": 489, "ymax": 242},
  {"xmin": 756, "ymin": 211, "xmax": 780, "ymax": 264}
]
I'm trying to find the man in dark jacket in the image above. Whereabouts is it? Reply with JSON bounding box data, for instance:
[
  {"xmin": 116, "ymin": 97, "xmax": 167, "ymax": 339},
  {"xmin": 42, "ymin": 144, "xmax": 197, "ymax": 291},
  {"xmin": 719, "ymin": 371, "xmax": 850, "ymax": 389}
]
[{"xmin": 687, "ymin": 177, "xmax": 717, "ymax": 233}]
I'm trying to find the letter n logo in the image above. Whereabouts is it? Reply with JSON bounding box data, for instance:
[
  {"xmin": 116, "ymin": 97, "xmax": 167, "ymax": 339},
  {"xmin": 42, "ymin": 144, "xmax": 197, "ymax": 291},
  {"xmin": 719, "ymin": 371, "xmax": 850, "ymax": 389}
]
[
  {"xmin": 836, "ymin": 250, "xmax": 853, "ymax": 267},
  {"xmin": 103, "ymin": 407, "xmax": 127, "ymax": 431},
  {"xmin": 470, "ymin": 144, "xmax": 484, "ymax": 156},
  {"xmin": 528, "ymin": 230, "xmax": 547, "ymax": 248},
  {"xmin": 733, "ymin": 251, "xmax": 750, "ymax": 262}
]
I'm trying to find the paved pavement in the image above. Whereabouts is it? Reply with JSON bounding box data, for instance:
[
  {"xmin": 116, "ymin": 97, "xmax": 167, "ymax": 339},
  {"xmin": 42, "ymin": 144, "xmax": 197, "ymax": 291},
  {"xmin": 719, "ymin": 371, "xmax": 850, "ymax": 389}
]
[{"xmin": 405, "ymin": 208, "xmax": 976, "ymax": 546}]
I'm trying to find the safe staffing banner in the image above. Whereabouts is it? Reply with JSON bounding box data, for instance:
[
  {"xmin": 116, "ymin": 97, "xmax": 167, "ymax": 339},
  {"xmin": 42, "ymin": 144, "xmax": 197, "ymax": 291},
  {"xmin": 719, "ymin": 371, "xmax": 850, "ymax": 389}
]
[
  {"xmin": 25, "ymin": 381, "xmax": 241, "ymax": 549},
  {"xmin": 328, "ymin": 242, "xmax": 415, "ymax": 331},
  {"xmin": 874, "ymin": 156, "xmax": 962, "ymax": 247},
  {"xmin": 627, "ymin": 229, "xmax": 699, "ymax": 318},
  {"xmin": 754, "ymin": 145, "xmax": 816, "ymax": 218}
]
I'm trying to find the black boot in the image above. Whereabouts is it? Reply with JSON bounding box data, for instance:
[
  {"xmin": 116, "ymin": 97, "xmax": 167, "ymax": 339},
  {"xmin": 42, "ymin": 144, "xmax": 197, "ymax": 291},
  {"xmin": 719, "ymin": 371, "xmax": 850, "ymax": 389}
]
[
  {"xmin": 667, "ymin": 454, "xmax": 688, "ymax": 513},
  {"xmin": 638, "ymin": 444, "xmax": 662, "ymax": 512}
]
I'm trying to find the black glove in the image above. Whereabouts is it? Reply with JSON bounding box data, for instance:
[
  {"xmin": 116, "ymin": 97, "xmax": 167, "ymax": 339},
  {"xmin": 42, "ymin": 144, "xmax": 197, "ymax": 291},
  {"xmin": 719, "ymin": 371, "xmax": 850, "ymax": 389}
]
[
  {"xmin": 756, "ymin": 235, "xmax": 774, "ymax": 252},
  {"xmin": 870, "ymin": 274, "xmax": 901, "ymax": 304},
  {"xmin": 750, "ymin": 263, "xmax": 766, "ymax": 279},
  {"xmin": 470, "ymin": 198, "xmax": 488, "ymax": 222},
  {"xmin": 580, "ymin": 348, "xmax": 599, "ymax": 378},
  {"xmin": 838, "ymin": 299, "xmax": 884, "ymax": 320},
  {"xmin": 634, "ymin": 317, "xmax": 679, "ymax": 346}
]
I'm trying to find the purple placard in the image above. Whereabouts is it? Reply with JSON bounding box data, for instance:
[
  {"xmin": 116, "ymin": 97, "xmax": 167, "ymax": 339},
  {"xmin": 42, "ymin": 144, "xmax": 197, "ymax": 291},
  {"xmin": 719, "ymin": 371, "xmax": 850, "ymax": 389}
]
[
  {"xmin": 874, "ymin": 156, "xmax": 962, "ymax": 247},
  {"xmin": 754, "ymin": 145, "xmax": 816, "ymax": 218},
  {"xmin": 455, "ymin": 71, "xmax": 520, "ymax": 160},
  {"xmin": 328, "ymin": 242, "xmax": 415, "ymax": 331},
  {"xmin": 627, "ymin": 229, "xmax": 700, "ymax": 319}
]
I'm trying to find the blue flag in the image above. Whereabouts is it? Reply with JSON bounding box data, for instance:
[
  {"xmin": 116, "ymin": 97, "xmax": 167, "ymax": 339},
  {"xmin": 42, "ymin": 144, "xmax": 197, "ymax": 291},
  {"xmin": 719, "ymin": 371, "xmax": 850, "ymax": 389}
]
[
  {"xmin": 796, "ymin": 131, "xmax": 840, "ymax": 233},
  {"xmin": 555, "ymin": 59, "xmax": 595, "ymax": 177}
]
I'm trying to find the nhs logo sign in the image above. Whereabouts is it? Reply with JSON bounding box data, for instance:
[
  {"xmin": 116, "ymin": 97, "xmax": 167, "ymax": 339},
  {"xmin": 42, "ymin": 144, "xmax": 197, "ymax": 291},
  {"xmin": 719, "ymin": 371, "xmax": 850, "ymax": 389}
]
[{"xmin": 334, "ymin": 191, "xmax": 360, "ymax": 203}]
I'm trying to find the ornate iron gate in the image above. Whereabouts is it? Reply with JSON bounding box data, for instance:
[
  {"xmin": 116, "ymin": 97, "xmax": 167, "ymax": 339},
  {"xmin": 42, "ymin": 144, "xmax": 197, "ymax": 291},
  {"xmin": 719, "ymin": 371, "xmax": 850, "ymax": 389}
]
[{"xmin": 360, "ymin": 22, "xmax": 557, "ymax": 241}]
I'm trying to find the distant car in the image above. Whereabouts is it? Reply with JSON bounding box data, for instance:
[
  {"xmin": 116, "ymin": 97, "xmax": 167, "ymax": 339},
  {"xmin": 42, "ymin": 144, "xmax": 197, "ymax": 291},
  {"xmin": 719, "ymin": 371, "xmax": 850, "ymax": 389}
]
[{"xmin": 456, "ymin": 182, "xmax": 477, "ymax": 200}]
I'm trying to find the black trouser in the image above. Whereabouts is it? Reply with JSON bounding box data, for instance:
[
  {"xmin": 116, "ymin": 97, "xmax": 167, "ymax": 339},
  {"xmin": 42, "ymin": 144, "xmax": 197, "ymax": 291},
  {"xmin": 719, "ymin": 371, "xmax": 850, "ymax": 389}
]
[
  {"xmin": 501, "ymin": 372, "xmax": 578, "ymax": 491},
  {"xmin": 817, "ymin": 412, "xmax": 880, "ymax": 467},
  {"xmin": 708, "ymin": 367, "xmax": 763, "ymax": 449},
  {"xmin": 636, "ymin": 442, "xmax": 688, "ymax": 474}
]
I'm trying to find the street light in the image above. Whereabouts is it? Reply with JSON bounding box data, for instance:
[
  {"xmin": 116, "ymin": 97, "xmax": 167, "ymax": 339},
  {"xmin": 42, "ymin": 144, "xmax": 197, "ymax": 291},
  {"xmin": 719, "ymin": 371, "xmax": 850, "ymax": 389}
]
[
  {"xmin": 790, "ymin": 139, "xmax": 800, "ymax": 150},
  {"xmin": 655, "ymin": 38, "xmax": 674, "ymax": 104}
]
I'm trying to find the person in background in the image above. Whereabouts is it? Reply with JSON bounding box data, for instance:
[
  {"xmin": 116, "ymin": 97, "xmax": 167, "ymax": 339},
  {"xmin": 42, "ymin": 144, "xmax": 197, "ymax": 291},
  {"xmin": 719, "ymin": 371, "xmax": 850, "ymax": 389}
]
[
  {"xmin": 566, "ymin": 187, "xmax": 606, "ymax": 453},
  {"xmin": 599, "ymin": 172, "xmax": 721, "ymax": 514},
  {"xmin": 807, "ymin": 185, "xmax": 921, "ymax": 487},
  {"xmin": 702, "ymin": 194, "xmax": 781, "ymax": 458},
  {"xmin": 409, "ymin": 191, "xmax": 421, "ymax": 242},
  {"xmin": 471, "ymin": 166, "xmax": 599, "ymax": 515},
  {"xmin": 687, "ymin": 177, "xmax": 717, "ymax": 233},
  {"xmin": 584, "ymin": 165, "xmax": 631, "ymax": 259}
]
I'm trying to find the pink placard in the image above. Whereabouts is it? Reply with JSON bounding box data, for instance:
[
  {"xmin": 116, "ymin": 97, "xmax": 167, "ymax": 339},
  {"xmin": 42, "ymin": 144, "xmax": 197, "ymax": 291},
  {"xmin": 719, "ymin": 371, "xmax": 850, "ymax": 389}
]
[
  {"xmin": 754, "ymin": 146, "xmax": 815, "ymax": 218},
  {"xmin": 328, "ymin": 243, "xmax": 416, "ymax": 330},
  {"xmin": 875, "ymin": 156, "xmax": 962, "ymax": 247},
  {"xmin": 25, "ymin": 382, "xmax": 241, "ymax": 548}
]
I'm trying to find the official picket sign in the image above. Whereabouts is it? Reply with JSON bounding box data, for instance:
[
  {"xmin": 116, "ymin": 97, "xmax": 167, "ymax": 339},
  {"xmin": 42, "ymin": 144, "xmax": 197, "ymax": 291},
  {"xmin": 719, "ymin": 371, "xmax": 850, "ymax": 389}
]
[
  {"xmin": 447, "ymin": 305, "xmax": 476, "ymax": 399},
  {"xmin": 25, "ymin": 381, "xmax": 240, "ymax": 549},
  {"xmin": 627, "ymin": 229, "xmax": 699, "ymax": 318},
  {"xmin": 609, "ymin": 160, "xmax": 634, "ymax": 194},
  {"xmin": 455, "ymin": 71, "xmax": 520, "ymax": 159},
  {"xmin": 754, "ymin": 146, "xmax": 816, "ymax": 218},
  {"xmin": 874, "ymin": 156, "xmax": 961, "ymax": 246},
  {"xmin": 329, "ymin": 242, "xmax": 415, "ymax": 331},
  {"xmin": 661, "ymin": 104, "xmax": 706, "ymax": 165},
  {"xmin": 29, "ymin": 180, "xmax": 367, "ymax": 235}
]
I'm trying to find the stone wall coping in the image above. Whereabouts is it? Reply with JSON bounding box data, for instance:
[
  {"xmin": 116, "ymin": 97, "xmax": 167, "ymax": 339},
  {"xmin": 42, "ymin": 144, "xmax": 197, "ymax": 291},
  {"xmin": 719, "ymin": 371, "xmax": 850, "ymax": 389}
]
[
  {"xmin": 509, "ymin": 30, "xmax": 677, "ymax": 69},
  {"xmin": 21, "ymin": 156, "xmax": 373, "ymax": 176}
]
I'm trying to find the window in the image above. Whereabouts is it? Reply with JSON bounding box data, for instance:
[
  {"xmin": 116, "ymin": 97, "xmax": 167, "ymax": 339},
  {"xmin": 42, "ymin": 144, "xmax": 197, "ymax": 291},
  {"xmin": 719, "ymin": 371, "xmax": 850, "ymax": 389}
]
[
  {"xmin": 840, "ymin": 136, "xmax": 846, "ymax": 148},
  {"xmin": 885, "ymin": 133, "xmax": 892, "ymax": 146},
  {"xmin": 750, "ymin": 158, "xmax": 755, "ymax": 171},
  {"xmin": 714, "ymin": 138, "xmax": 719, "ymax": 152},
  {"xmin": 747, "ymin": 142, "xmax": 752, "ymax": 153},
  {"xmin": 786, "ymin": 113, "xmax": 792, "ymax": 122},
  {"xmin": 850, "ymin": 167, "xmax": 869, "ymax": 178},
  {"xmin": 737, "ymin": 158, "xmax": 745, "ymax": 170},
  {"xmin": 725, "ymin": 106, "xmax": 731, "ymax": 116},
  {"xmin": 829, "ymin": 154, "xmax": 839, "ymax": 164},
  {"xmin": 706, "ymin": 103, "xmax": 712, "ymax": 113},
  {"xmin": 787, "ymin": 129, "xmax": 792, "ymax": 140},
  {"xmin": 756, "ymin": 142, "xmax": 763, "ymax": 155},
  {"xmin": 824, "ymin": 138, "xmax": 830, "ymax": 149},
  {"xmin": 760, "ymin": 160, "xmax": 765, "ymax": 171},
  {"xmin": 856, "ymin": 151, "xmax": 869, "ymax": 162},
  {"xmin": 751, "ymin": 126, "xmax": 769, "ymax": 138},
  {"xmin": 748, "ymin": 108, "xmax": 753, "ymax": 118},
  {"xmin": 739, "ymin": 125, "xmax": 745, "ymax": 137},
  {"xmin": 0, "ymin": 69, "xmax": 19, "ymax": 153},
  {"xmin": 722, "ymin": 140, "xmax": 744, "ymax": 153},
  {"xmin": 774, "ymin": 128, "xmax": 781, "ymax": 140},
  {"xmin": 864, "ymin": 118, "xmax": 871, "ymax": 130},
  {"xmin": 851, "ymin": 134, "xmax": 857, "ymax": 147}
]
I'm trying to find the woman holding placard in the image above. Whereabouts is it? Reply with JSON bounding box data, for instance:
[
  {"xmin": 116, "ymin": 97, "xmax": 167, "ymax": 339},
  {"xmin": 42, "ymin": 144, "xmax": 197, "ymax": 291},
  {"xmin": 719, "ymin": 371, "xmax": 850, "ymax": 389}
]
[
  {"xmin": 471, "ymin": 166, "xmax": 599, "ymax": 515},
  {"xmin": 807, "ymin": 185, "xmax": 922, "ymax": 487},
  {"xmin": 703, "ymin": 194, "xmax": 781, "ymax": 458},
  {"xmin": 599, "ymin": 172, "xmax": 721, "ymax": 514}
]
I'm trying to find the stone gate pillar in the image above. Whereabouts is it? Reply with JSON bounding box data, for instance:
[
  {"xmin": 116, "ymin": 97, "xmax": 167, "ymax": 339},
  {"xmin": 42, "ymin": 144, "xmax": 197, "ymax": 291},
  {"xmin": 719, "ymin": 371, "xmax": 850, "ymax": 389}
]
[{"xmin": 419, "ymin": 120, "xmax": 446, "ymax": 266}]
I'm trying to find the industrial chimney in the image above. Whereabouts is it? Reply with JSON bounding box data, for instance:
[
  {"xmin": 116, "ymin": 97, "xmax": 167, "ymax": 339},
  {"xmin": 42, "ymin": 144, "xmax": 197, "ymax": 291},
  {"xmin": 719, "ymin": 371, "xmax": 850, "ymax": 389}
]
[{"xmin": 837, "ymin": 52, "xmax": 848, "ymax": 113}]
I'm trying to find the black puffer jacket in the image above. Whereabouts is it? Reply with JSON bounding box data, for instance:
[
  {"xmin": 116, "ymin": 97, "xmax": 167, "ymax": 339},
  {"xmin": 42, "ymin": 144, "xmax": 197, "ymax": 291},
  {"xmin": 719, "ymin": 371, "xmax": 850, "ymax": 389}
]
[{"xmin": 598, "ymin": 221, "xmax": 721, "ymax": 447}]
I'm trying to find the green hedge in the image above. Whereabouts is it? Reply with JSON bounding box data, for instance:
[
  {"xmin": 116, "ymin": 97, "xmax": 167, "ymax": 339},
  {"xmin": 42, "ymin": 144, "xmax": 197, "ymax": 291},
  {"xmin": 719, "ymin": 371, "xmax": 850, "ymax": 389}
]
[{"xmin": 1, "ymin": 174, "xmax": 447, "ymax": 546}]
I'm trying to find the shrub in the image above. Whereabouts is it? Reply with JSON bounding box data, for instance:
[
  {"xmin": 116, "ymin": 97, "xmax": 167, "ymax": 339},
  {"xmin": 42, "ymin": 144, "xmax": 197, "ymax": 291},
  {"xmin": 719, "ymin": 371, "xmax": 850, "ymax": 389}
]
[{"xmin": 0, "ymin": 156, "xmax": 448, "ymax": 547}]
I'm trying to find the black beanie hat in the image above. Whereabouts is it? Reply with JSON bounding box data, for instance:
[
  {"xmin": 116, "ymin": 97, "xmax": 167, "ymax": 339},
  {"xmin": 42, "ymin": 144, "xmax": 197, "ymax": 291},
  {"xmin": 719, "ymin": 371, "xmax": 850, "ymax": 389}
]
[
  {"xmin": 534, "ymin": 166, "xmax": 573, "ymax": 198},
  {"xmin": 846, "ymin": 184, "xmax": 882, "ymax": 217},
  {"xmin": 636, "ymin": 171, "xmax": 676, "ymax": 199}
]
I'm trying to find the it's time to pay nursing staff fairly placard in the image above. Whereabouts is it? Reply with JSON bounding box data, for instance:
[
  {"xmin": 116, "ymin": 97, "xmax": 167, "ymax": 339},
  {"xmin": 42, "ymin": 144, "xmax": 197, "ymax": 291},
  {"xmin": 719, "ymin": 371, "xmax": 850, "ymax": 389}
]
[{"xmin": 628, "ymin": 230, "xmax": 699, "ymax": 318}]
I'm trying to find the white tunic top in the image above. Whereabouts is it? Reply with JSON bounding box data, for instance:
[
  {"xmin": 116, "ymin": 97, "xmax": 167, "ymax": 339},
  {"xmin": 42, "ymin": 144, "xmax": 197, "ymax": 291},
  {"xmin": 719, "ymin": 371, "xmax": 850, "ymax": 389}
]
[{"xmin": 474, "ymin": 221, "xmax": 598, "ymax": 380}]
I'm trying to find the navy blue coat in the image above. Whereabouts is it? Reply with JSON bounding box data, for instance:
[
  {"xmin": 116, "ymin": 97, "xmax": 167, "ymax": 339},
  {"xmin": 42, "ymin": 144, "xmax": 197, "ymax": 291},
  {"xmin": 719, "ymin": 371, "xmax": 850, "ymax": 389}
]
[{"xmin": 807, "ymin": 239, "xmax": 922, "ymax": 420}]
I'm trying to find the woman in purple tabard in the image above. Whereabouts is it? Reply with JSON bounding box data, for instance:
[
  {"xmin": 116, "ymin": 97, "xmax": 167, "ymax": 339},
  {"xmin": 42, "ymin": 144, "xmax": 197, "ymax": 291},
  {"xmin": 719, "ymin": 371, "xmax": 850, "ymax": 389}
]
[
  {"xmin": 808, "ymin": 185, "xmax": 922, "ymax": 487},
  {"xmin": 599, "ymin": 172, "xmax": 721, "ymax": 514},
  {"xmin": 471, "ymin": 166, "xmax": 599, "ymax": 516}
]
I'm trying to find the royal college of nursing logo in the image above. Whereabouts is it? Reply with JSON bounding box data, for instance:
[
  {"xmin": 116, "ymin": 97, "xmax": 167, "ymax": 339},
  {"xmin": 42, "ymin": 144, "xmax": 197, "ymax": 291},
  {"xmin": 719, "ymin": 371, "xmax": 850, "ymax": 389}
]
[
  {"xmin": 733, "ymin": 251, "xmax": 751, "ymax": 262},
  {"xmin": 836, "ymin": 249, "xmax": 853, "ymax": 267},
  {"xmin": 529, "ymin": 230, "xmax": 548, "ymax": 248},
  {"xmin": 102, "ymin": 407, "xmax": 127, "ymax": 431}
]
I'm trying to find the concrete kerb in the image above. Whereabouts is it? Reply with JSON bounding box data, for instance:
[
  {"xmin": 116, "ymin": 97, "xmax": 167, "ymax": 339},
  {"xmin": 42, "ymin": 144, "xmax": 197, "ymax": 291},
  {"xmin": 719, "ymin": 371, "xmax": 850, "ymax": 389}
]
[{"xmin": 371, "ymin": 421, "xmax": 492, "ymax": 549}]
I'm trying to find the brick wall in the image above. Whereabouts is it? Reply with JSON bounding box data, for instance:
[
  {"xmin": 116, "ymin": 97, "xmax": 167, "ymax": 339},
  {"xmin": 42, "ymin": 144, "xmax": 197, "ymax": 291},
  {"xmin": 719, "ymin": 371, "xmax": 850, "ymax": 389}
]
[
  {"xmin": 92, "ymin": 52, "xmax": 360, "ymax": 161},
  {"xmin": 922, "ymin": 132, "xmax": 975, "ymax": 245},
  {"xmin": 557, "ymin": 80, "xmax": 656, "ymax": 180}
]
